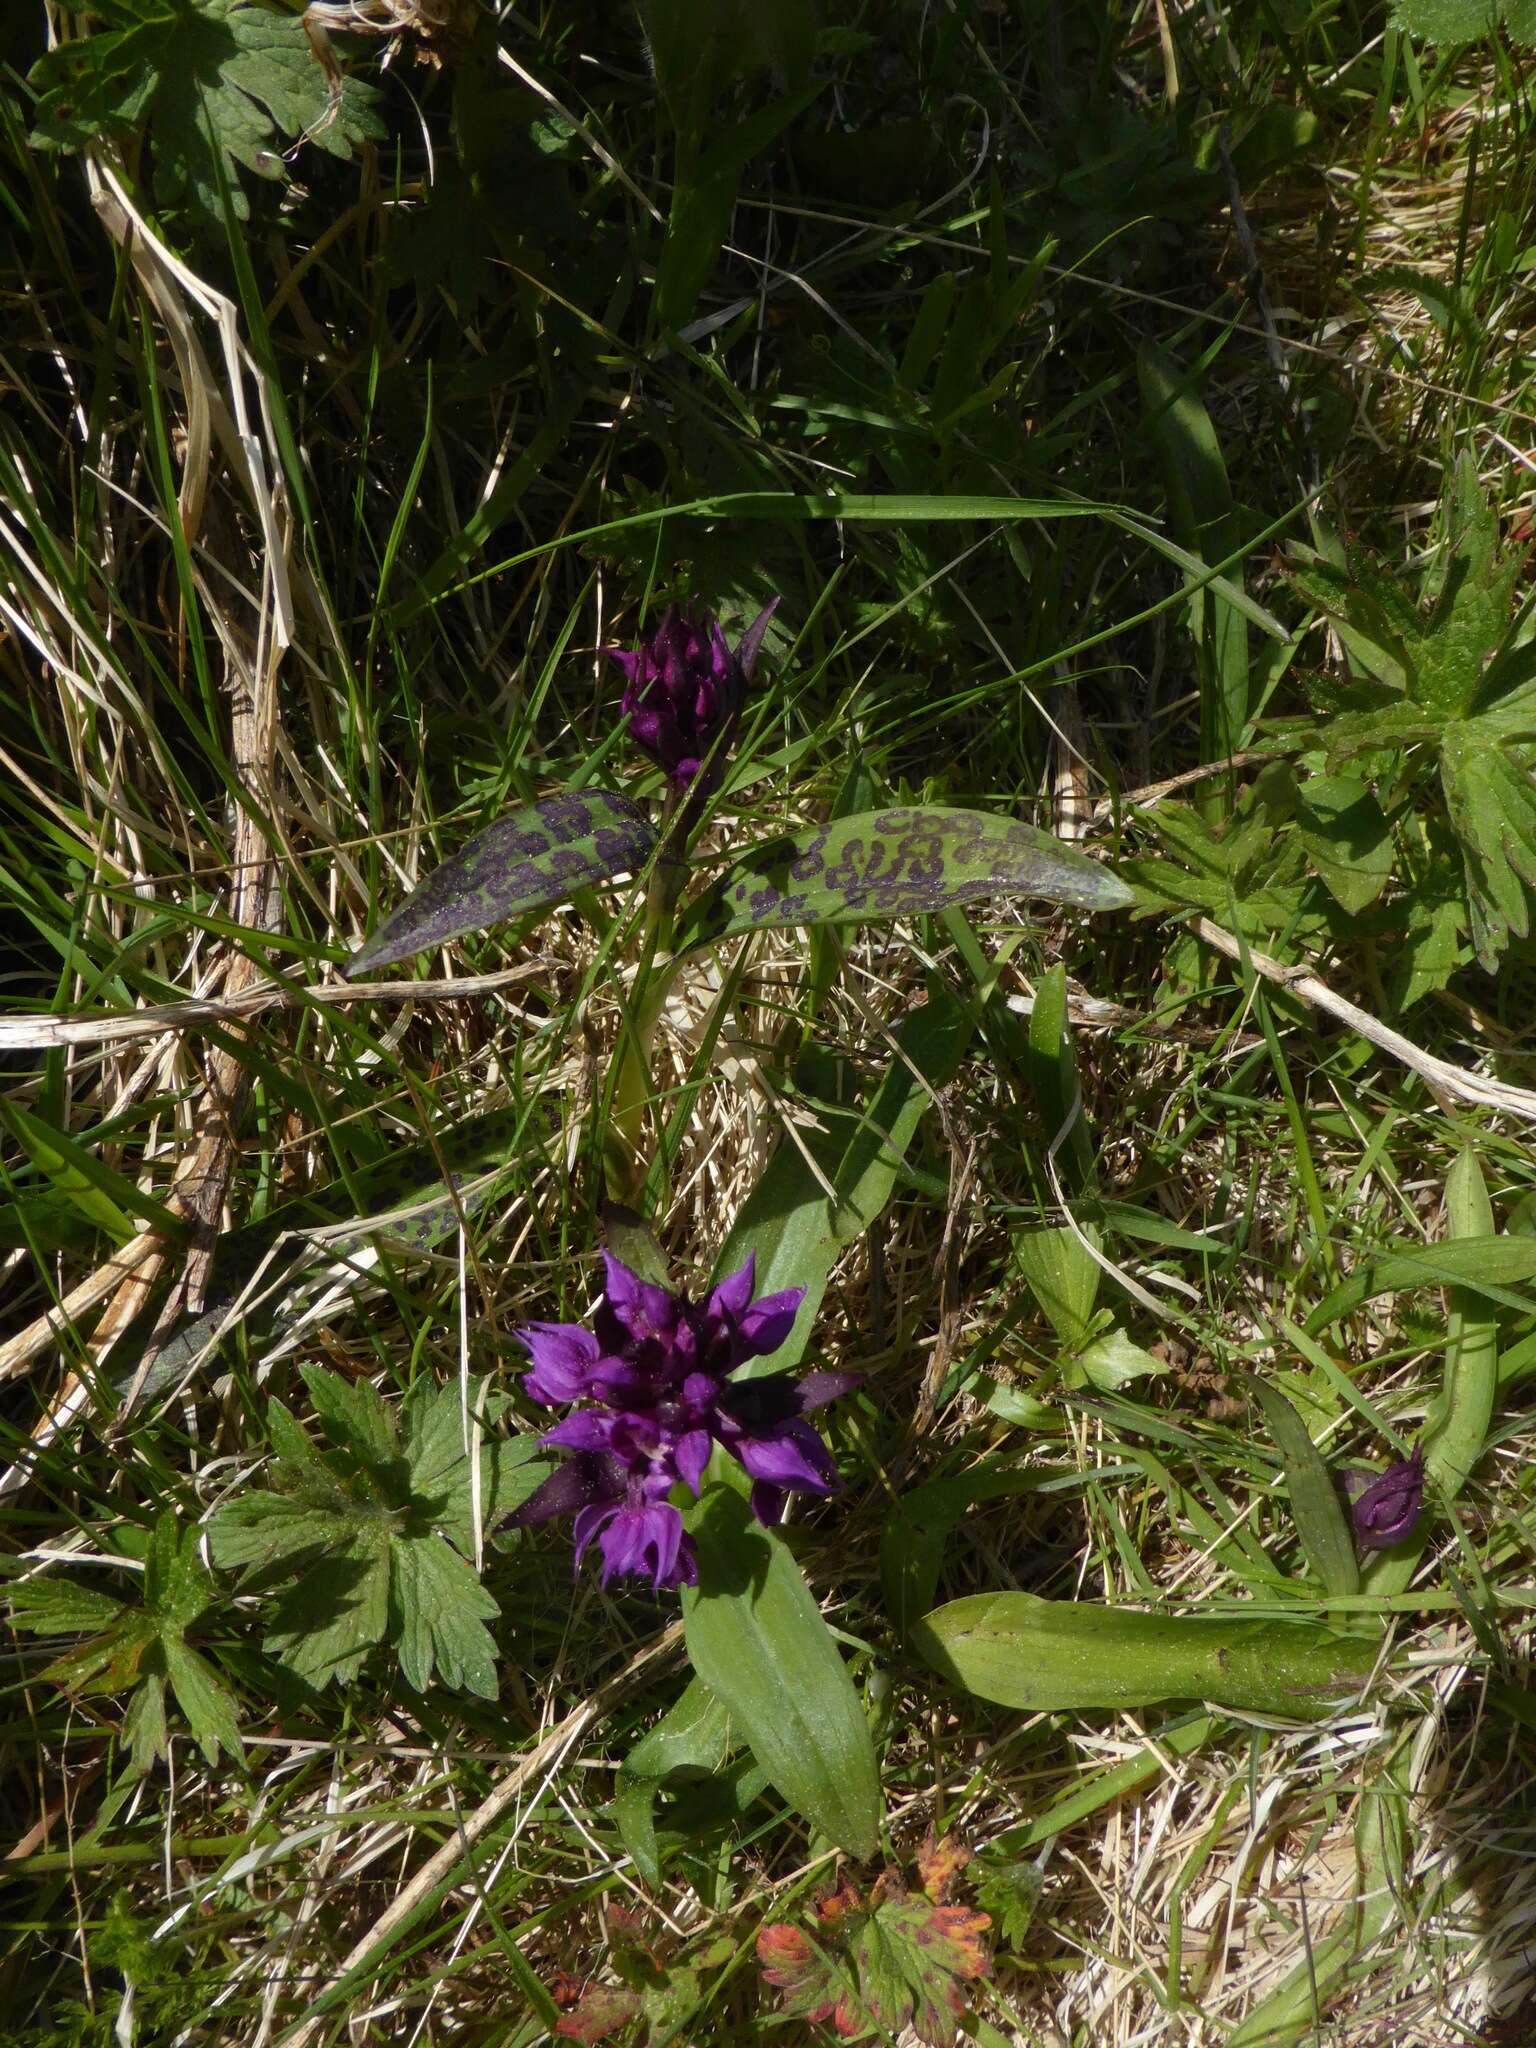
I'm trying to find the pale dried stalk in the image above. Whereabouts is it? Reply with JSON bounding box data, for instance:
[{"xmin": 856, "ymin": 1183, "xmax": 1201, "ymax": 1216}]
[
  {"xmin": 0, "ymin": 962, "xmax": 550, "ymax": 1052},
  {"xmin": 1193, "ymin": 917, "xmax": 1536, "ymax": 1124}
]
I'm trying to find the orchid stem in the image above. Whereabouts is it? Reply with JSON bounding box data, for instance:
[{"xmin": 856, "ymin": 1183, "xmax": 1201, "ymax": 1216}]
[{"xmin": 604, "ymin": 797, "xmax": 686, "ymax": 1205}]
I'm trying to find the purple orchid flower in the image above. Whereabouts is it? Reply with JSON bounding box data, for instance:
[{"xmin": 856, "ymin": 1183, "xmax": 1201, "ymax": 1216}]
[
  {"xmin": 605, "ymin": 600, "xmax": 779, "ymax": 796},
  {"xmin": 1345, "ymin": 1443, "xmax": 1426, "ymax": 1551},
  {"xmin": 509, "ymin": 1251, "xmax": 857, "ymax": 1593}
]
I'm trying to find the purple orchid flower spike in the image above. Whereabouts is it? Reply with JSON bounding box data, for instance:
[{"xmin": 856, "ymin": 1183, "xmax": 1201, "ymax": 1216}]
[
  {"xmin": 1346, "ymin": 1443, "xmax": 1426, "ymax": 1551},
  {"xmin": 606, "ymin": 599, "xmax": 779, "ymax": 798},
  {"xmin": 509, "ymin": 1249, "xmax": 858, "ymax": 1594}
]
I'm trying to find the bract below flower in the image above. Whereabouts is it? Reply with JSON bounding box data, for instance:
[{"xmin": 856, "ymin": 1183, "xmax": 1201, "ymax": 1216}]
[
  {"xmin": 509, "ymin": 1251, "xmax": 857, "ymax": 1593},
  {"xmin": 605, "ymin": 600, "xmax": 778, "ymax": 795}
]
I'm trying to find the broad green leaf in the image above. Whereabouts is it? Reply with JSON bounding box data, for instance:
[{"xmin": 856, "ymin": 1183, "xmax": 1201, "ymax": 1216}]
[
  {"xmin": 28, "ymin": 0, "xmax": 383, "ymax": 232},
  {"xmin": 1012, "ymin": 1227, "xmax": 1101, "ymax": 1353},
  {"xmin": 1240, "ymin": 1373, "xmax": 1358, "ymax": 1597},
  {"xmin": 1076, "ymin": 1330, "xmax": 1168, "ymax": 1391},
  {"xmin": 913, "ymin": 1592, "xmax": 1374, "ymax": 1719},
  {"xmin": 678, "ymin": 807, "xmax": 1131, "ymax": 953},
  {"xmin": 1297, "ymin": 775, "xmax": 1394, "ymax": 914},
  {"xmin": 1306, "ymin": 1234, "xmax": 1536, "ymax": 1331},
  {"xmin": 614, "ymin": 1676, "xmax": 736, "ymax": 1889},
  {"xmin": 1430, "ymin": 1148, "xmax": 1500, "ymax": 1492},
  {"xmin": 345, "ymin": 790, "xmax": 655, "ymax": 978},
  {"xmin": 1364, "ymin": 1150, "xmax": 1500, "ymax": 1599},
  {"xmin": 681, "ymin": 1485, "xmax": 881, "ymax": 1857},
  {"xmin": 714, "ymin": 991, "xmax": 970, "ymax": 1373}
]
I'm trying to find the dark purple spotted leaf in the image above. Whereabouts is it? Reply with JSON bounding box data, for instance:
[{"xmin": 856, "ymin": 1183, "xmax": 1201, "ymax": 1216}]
[
  {"xmin": 344, "ymin": 791, "xmax": 655, "ymax": 979},
  {"xmin": 675, "ymin": 806, "xmax": 1132, "ymax": 953}
]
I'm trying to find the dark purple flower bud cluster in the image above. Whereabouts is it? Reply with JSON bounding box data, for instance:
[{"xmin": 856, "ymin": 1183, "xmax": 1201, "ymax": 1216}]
[
  {"xmin": 606, "ymin": 601, "xmax": 778, "ymax": 795},
  {"xmin": 509, "ymin": 1251, "xmax": 858, "ymax": 1593},
  {"xmin": 1346, "ymin": 1442, "xmax": 1425, "ymax": 1550}
]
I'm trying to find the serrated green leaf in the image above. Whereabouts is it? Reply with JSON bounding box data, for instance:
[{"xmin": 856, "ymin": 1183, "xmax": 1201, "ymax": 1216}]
[
  {"xmin": 390, "ymin": 1533, "xmax": 500, "ymax": 1698},
  {"xmin": 144, "ymin": 1511, "xmax": 216, "ymax": 1634},
  {"xmin": 7, "ymin": 1580, "xmax": 126, "ymax": 1636},
  {"xmin": 1297, "ymin": 775, "xmax": 1394, "ymax": 913},
  {"xmin": 344, "ymin": 790, "xmax": 655, "ymax": 978},
  {"xmin": 207, "ymin": 1490, "xmax": 357, "ymax": 1571},
  {"xmin": 678, "ymin": 806, "xmax": 1131, "ymax": 952},
  {"xmin": 28, "ymin": 0, "xmax": 383, "ymax": 232},
  {"xmin": 300, "ymin": 1362, "xmax": 402, "ymax": 1478},
  {"xmin": 122, "ymin": 1670, "xmax": 169, "ymax": 1778},
  {"xmin": 262, "ymin": 1526, "xmax": 391, "ymax": 1689},
  {"xmin": 163, "ymin": 1640, "xmax": 244, "ymax": 1767},
  {"xmin": 681, "ymin": 1484, "xmax": 881, "ymax": 1858},
  {"xmin": 1391, "ymin": 0, "xmax": 1503, "ymax": 38},
  {"xmin": 1396, "ymin": 892, "xmax": 1465, "ymax": 1010}
]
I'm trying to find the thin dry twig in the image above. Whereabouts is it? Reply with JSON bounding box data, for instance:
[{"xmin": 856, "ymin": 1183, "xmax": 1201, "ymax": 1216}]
[
  {"xmin": 1194, "ymin": 916, "xmax": 1536, "ymax": 1123},
  {"xmin": 0, "ymin": 961, "xmax": 552, "ymax": 1052}
]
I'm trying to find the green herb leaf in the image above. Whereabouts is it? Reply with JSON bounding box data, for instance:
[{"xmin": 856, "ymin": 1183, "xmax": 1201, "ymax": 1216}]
[
  {"xmin": 209, "ymin": 1369, "xmax": 526, "ymax": 1696},
  {"xmin": 1240, "ymin": 1373, "xmax": 1359, "ymax": 1597},
  {"xmin": 28, "ymin": 0, "xmax": 383, "ymax": 233},
  {"xmin": 681, "ymin": 1484, "xmax": 881, "ymax": 1858},
  {"xmin": 913, "ymin": 1591, "xmax": 1374, "ymax": 1719}
]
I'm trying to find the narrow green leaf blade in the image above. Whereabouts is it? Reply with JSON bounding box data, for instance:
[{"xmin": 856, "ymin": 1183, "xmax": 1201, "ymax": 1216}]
[
  {"xmin": 678, "ymin": 807, "xmax": 1130, "ymax": 952},
  {"xmin": 1241, "ymin": 1373, "xmax": 1359, "ymax": 1597},
  {"xmin": 913, "ymin": 1592, "xmax": 1374, "ymax": 1719},
  {"xmin": 714, "ymin": 991, "xmax": 969, "ymax": 1373},
  {"xmin": 681, "ymin": 1485, "xmax": 881, "ymax": 1857},
  {"xmin": 345, "ymin": 790, "xmax": 655, "ymax": 978}
]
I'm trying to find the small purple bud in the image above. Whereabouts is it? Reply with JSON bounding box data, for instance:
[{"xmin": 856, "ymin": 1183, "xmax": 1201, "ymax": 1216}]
[
  {"xmin": 1349, "ymin": 1443, "xmax": 1425, "ymax": 1551},
  {"xmin": 604, "ymin": 599, "xmax": 779, "ymax": 796}
]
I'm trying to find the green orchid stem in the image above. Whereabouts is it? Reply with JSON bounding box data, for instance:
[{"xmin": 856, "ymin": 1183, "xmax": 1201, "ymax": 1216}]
[{"xmin": 604, "ymin": 801, "xmax": 689, "ymax": 1206}]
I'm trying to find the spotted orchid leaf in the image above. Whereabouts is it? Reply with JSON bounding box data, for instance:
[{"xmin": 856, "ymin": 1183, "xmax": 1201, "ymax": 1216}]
[
  {"xmin": 344, "ymin": 790, "xmax": 655, "ymax": 978},
  {"xmin": 676, "ymin": 806, "xmax": 1131, "ymax": 951}
]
